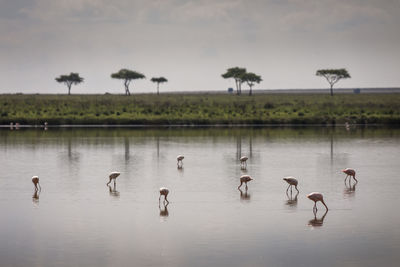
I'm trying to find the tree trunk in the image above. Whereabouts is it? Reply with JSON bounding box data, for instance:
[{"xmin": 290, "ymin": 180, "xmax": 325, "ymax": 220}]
[
  {"xmin": 157, "ymin": 83, "xmax": 159, "ymax": 95},
  {"xmin": 68, "ymin": 85, "xmax": 71, "ymax": 95},
  {"xmin": 330, "ymin": 84, "xmax": 333, "ymax": 96},
  {"xmin": 249, "ymin": 86, "xmax": 252, "ymax": 96},
  {"xmin": 235, "ymin": 80, "xmax": 239, "ymax": 95}
]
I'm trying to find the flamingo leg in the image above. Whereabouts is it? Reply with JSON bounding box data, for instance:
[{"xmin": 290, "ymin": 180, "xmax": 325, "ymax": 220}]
[
  {"xmin": 159, "ymin": 194, "xmax": 161, "ymax": 203},
  {"xmin": 286, "ymin": 184, "xmax": 291, "ymax": 193},
  {"xmin": 353, "ymin": 175, "xmax": 358, "ymax": 183},
  {"xmin": 295, "ymin": 185, "xmax": 299, "ymax": 193},
  {"xmin": 245, "ymin": 182, "xmax": 248, "ymax": 190},
  {"xmin": 321, "ymin": 200, "xmax": 329, "ymax": 211},
  {"xmin": 165, "ymin": 195, "xmax": 169, "ymax": 203},
  {"xmin": 106, "ymin": 178, "xmax": 111, "ymax": 186},
  {"xmin": 238, "ymin": 181, "xmax": 243, "ymax": 189}
]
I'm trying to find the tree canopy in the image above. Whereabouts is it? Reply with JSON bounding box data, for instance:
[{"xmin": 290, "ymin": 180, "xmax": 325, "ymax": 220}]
[
  {"xmin": 111, "ymin": 69, "xmax": 145, "ymax": 95},
  {"xmin": 55, "ymin": 73, "xmax": 84, "ymax": 95},
  {"xmin": 240, "ymin": 72, "xmax": 262, "ymax": 96},
  {"xmin": 222, "ymin": 67, "xmax": 246, "ymax": 95},
  {"xmin": 151, "ymin": 77, "xmax": 168, "ymax": 95},
  {"xmin": 316, "ymin": 68, "xmax": 351, "ymax": 96}
]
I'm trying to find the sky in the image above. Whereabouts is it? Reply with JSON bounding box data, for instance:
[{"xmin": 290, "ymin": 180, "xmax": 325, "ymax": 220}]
[{"xmin": 0, "ymin": 0, "xmax": 399, "ymax": 94}]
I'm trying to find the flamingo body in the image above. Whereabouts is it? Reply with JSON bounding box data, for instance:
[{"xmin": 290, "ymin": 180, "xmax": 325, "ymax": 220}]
[
  {"xmin": 240, "ymin": 156, "xmax": 248, "ymax": 168},
  {"xmin": 342, "ymin": 168, "xmax": 357, "ymax": 183},
  {"xmin": 307, "ymin": 192, "xmax": 328, "ymax": 211},
  {"xmin": 283, "ymin": 176, "xmax": 299, "ymax": 193},
  {"xmin": 107, "ymin": 171, "xmax": 120, "ymax": 186},
  {"xmin": 177, "ymin": 155, "xmax": 184, "ymax": 167},
  {"xmin": 32, "ymin": 176, "xmax": 41, "ymax": 190},
  {"xmin": 159, "ymin": 187, "xmax": 170, "ymax": 203},
  {"xmin": 238, "ymin": 175, "xmax": 253, "ymax": 189}
]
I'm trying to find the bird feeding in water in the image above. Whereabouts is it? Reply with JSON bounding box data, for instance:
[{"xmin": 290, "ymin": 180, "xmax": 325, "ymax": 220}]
[
  {"xmin": 240, "ymin": 156, "xmax": 248, "ymax": 168},
  {"xmin": 283, "ymin": 176, "xmax": 299, "ymax": 193},
  {"xmin": 342, "ymin": 168, "xmax": 357, "ymax": 183},
  {"xmin": 177, "ymin": 155, "xmax": 184, "ymax": 167},
  {"xmin": 307, "ymin": 192, "xmax": 328, "ymax": 211},
  {"xmin": 107, "ymin": 172, "xmax": 120, "ymax": 186},
  {"xmin": 32, "ymin": 176, "xmax": 41, "ymax": 191},
  {"xmin": 238, "ymin": 175, "xmax": 253, "ymax": 189},
  {"xmin": 159, "ymin": 187, "xmax": 169, "ymax": 203}
]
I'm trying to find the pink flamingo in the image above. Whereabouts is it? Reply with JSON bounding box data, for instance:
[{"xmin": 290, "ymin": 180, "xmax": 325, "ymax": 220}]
[
  {"xmin": 238, "ymin": 175, "xmax": 253, "ymax": 189},
  {"xmin": 342, "ymin": 168, "xmax": 357, "ymax": 183},
  {"xmin": 32, "ymin": 176, "xmax": 41, "ymax": 191},
  {"xmin": 307, "ymin": 192, "xmax": 328, "ymax": 211},
  {"xmin": 159, "ymin": 187, "xmax": 170, "ymax": 203},
  {"xmin": 177, "ymin": 155, "xmax": 184, "ymax": 167},
  {"xmin": 107, "ymin": 171, "xmax": 120, "ymax": 186},
  {"xmin": 240, "ymin": 156, "xmax": 248, "ymax": 168},
  {"xmin": 283, "ymin": 176, "xmax": 299, "ymax": 193}
]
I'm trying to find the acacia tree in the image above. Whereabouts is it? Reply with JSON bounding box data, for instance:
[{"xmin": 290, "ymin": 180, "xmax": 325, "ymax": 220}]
[
  {"xmin": 240, "ymin": 72, "xmax": 262, "ymax": 96},
  {"xmin": 111, "ymin": 69, "xmax": 145, "ymax": 95},
  {"xmin": 222, "ymin": 67, "xmax": 246, "ymax": 95},
  {"xmin": 150, "ymin": 77, "xmax": 168, "ymax": 95},
  {"xmin": 55, "ymin": 72, "xmax": 84, "ymax": 95},
  {"xmin": 316, "ymin": 68, "xmax": 351, "ymax": 96}
]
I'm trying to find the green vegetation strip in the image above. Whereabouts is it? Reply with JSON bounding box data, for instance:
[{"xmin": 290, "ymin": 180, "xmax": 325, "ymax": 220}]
[{"xmin": 0, "ymin": 93, "xmax": 399, "ymax": 125}]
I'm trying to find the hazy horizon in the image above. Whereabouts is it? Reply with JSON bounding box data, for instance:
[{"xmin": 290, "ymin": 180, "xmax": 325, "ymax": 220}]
[{"xmin": 1, "ymin": 0, "xmax": 399, "ymax": 94}]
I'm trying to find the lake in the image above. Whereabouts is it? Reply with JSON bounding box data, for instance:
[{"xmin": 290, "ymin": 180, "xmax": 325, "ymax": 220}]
[{"xmin": 0, "ymin": 126, "xmax": 399, "ymax": 267}]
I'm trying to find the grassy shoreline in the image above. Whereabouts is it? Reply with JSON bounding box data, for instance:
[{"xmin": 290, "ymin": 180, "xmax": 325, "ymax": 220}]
[{"xmin": 1, "ymin": 93, "xmax": 399, "ymax": 125}]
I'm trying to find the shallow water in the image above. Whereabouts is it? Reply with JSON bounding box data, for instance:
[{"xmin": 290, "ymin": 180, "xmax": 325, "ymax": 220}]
[{"xmin": 1, "ymin": 127, "xmax": 400, "ymax": 267}]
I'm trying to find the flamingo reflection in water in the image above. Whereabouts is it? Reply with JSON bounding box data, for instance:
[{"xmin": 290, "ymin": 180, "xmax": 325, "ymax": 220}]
[
  {"xmin": 108, "ymin": 184, "xmax": 120, "ymax": 197},
  {"xmin": 238, "ymin": 188, "xmax": 251, "ymax": 201},
  {"xmin": 285, "ymin": 191, "xmax": 299, "ymax": 207},
  {"xmin": 159, "ymin": 202, "xmax": 169, "ymax": 217},
  {"xmin": 308, "ymin": 209, "xmax": 328, "ymax": 227}
]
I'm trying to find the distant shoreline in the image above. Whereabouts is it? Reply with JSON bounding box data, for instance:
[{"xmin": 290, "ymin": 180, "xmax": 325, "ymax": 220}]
[{"xmin": 1, "ymin": 93, "xmax": 399, "ymax": 125}]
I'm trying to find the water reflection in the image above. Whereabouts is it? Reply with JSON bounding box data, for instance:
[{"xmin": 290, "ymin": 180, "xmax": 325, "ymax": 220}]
[
  {"xmin": 32, "ymin": 188, "xmax": 40, "ymax": 203},
  {"xmin": 238, "ymin": 188, "xmax": 251, "ymax": 201},
  {"xmin": 308, "ymin": 210, "xmax": 328, "ymax": 227},
  {"xmin": 108, "ymin": 184, "xmax": 120, "ymax": 198},
  {"xmin": 344, "ymin": 181, "xmax": 357, "ymax": 197},
  {"xmin": 159, "ymin": 202, "xmax": 169, "ymax": 218},
  {"xmin": 285, "ymin": 191, "xmax": 298, "ymax": 207}
]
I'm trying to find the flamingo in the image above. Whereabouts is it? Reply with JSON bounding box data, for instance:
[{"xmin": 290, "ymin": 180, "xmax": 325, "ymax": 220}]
[
  {"xmin": 107, "ymin": 171, "xmax": 120, "ymax": 186},
  {"xmin": 342, "ymin": 168, "xmax": 357, "ymax": 183},
  {"xmin": 307, "ymin": 192, "xmax": 328, "ymax": 211},
  {"xmin": 32, "ymin": 176, "xmax": 41, "ymax": 190},
  {"xmin": 159, "ymin": 187, "xmax": 169, "ymax": 203},
  {"xmin": 283, "ymin": 176, "xmax": 299, "ymax": 193},
  {"xmin": 177, "ymin": 155, "xmax": 184, "ymax": 167},
  {"xmin": 240, "ymin": 156, "xmax": 248, "ymax": 168},
  {"xmin": 238, "ymin": 175, "xmax": 253, "ymax": 189}
]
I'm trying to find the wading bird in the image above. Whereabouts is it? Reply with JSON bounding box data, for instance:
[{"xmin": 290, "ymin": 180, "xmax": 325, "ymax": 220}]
[
  {"xmin": 238, "ymin": 175, "xmax": 253, "ymax": 189},
  {"xmin": 32, "ymin": 176, "xmax": 41, "ymax": 190},
  {"xmin": 240, "ymin": 156, "xmax": 248, "ymax": 168},
  {"xmin": 107, "ymin": 172, "xmax": 120, "ymax": 186},
  {"xmin": 342, "ymin": 168, "xmax": 357, "ymax": 183},
  {"xmin": 283, "ymin": 176, "xmax": 299, "ymax": 193},
  {"xmin": 307, "ymin": 192, "xmax": 328, "ymax": 211},
  {"xmin": 159, "ymin": 187, "xmax": 169, "ymax": 203},
  {"xmin": 177, "ymin": 155, "xmax": 184, "ymax": 167}
]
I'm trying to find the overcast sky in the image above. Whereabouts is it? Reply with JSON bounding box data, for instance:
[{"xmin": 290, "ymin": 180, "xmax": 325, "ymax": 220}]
[{"xmin": 0, "ymin": 0, "xmax": 399, "ymax": 94}]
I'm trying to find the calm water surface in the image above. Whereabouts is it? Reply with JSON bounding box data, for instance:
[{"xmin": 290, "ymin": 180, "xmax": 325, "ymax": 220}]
[{"xmin": 1, "ymin": 127, "xmax": 400, "ymax": 267}]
